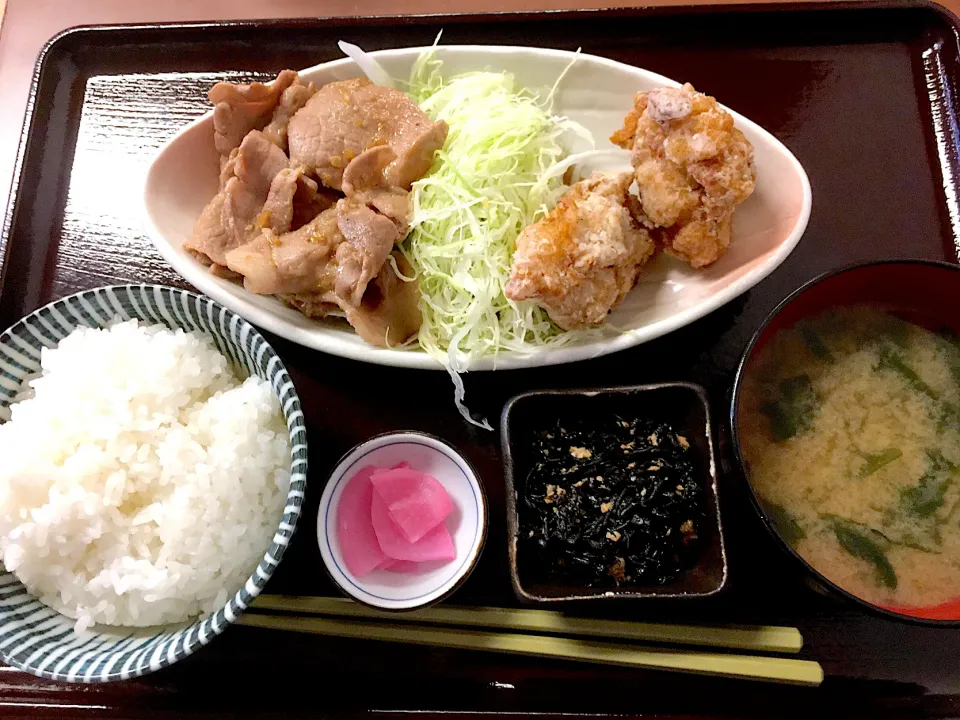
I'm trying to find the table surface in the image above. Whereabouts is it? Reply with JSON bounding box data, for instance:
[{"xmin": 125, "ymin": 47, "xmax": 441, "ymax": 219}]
[{"xmin": 3, "ymin": 0, "xmax": 960, "ymax": 718}]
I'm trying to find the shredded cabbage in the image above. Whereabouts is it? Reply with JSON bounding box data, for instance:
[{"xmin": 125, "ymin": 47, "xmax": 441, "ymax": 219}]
[
  {"xmin": 403, "ymin": 48, "xmax": 600, "ymax": 426},
  {"xmin": 336, "ymin": 40, "xmax": 623, "ymax": 427}
]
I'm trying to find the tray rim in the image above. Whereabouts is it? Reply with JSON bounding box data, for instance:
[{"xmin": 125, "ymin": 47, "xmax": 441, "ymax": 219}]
[
  {"xmin": 0, "ymin": 0, "xmax": 957, "ymax": 706},
  {"xmin": 20, "ymin": 0, "xmax": 960, "ymax": 42}
]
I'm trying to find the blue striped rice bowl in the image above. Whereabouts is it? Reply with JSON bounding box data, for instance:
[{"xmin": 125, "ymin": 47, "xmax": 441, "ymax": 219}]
[{"xmin": 0, "ymin": 284, "xmax": 307, "ymax": 681}]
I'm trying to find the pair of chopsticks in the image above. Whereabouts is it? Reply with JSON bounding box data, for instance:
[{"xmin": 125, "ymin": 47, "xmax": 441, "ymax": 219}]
[{"xmin": 241, "ymin": 595, "xmax": 823, "ymax": 686}]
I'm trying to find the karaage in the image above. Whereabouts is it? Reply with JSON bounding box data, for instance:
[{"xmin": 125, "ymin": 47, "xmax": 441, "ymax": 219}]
[
  {"xmin": 611, "ymin": 83, "xmax": 756, "ymax": 268},
  {"xmin": 505, "ymin": 172, "xmax": 655, "ymax": 330}
]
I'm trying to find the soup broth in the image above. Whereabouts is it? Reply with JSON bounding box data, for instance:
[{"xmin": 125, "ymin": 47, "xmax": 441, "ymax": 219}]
[{"xmin": 739, "ymin": 305, "xmax": 960, "ymax": 610}]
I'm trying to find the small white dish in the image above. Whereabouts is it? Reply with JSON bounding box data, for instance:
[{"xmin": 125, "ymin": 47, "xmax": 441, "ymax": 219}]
[
  {"xmin": 317, "ymin": 432, "xmax": 486, "ymax": 611},
  {"xmin": 142, "ymin": 45, "xmax": 812, "ymax": 371}
]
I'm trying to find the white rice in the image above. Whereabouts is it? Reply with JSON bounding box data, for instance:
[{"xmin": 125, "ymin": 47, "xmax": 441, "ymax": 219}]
[{"xmin": 0, "ymin": 319, "xmax": 291, "ymax": 631}]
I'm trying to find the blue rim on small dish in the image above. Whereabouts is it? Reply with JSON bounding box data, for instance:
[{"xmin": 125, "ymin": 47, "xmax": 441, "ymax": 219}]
[
  {"xmin": 317, "ymin": 431, "xmax": 487, "ymax": 612},
  {"xmin": 0, "ymin": 284, "xmax": 307, "ymax": 681}
]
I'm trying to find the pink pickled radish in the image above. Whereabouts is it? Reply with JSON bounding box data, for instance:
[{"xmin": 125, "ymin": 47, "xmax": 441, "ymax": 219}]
[
  {"xmin": 371, "ymin": 467, "xmax": 454, "ymax": 542},
  {"xmin": 337, "ymin": 466, "xmax": 386, "ymax": 576},
  {"xmin": 371, "ymin": 491, "xmax": 456, "ymax": 562},
  {"xmin": 377, "ymin": 559, "xmax": 420, "ymax": 573}
]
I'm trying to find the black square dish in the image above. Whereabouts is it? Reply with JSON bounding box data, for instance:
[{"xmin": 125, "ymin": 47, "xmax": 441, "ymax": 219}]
[{"xmin": 501, "ymin": 383, "xmax": 727, "ymax": 602}]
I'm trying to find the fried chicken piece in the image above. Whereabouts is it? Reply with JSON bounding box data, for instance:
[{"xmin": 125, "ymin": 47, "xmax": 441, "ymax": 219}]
[
  {"xmin": 611, "ymin": 83, "xmax": 756, "ymax": 268},
  {"xmin": 505, "ymin": 172, "xmax": 654, "ymax": 330}
]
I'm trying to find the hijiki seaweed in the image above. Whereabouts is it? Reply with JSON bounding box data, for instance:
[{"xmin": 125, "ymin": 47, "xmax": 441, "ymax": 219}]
[{"xmin": 519, "ymin": 416, "xmax": 705, "ymax": 587}]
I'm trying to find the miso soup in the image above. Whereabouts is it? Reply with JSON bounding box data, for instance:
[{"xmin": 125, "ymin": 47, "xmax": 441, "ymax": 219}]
[{"xmin": 739, "ymin": 305, "xmax": 960, "ymax": 611}]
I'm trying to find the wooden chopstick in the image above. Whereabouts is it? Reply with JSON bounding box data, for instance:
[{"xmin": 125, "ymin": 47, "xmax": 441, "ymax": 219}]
[
  {"xmin": 237, "ymin": 612, "xmax": 823, "ymax": 686},
  {"xmin": 251, "ymin": 594, "xmax": 804, "ymax": 654}
]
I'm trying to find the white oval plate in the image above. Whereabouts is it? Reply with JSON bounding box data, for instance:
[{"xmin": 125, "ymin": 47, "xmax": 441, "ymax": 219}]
[{"xmin": 142, "ymin": 45, "xmax": 812, "ymax": 371}]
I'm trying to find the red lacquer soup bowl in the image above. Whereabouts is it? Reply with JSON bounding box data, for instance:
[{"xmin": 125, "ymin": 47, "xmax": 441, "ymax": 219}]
[{"xmin": 731, "ymin": 260, "xmax": 960, "ymax": 626}]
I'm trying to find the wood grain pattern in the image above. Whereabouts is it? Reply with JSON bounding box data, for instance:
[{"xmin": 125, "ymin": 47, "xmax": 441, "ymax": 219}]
[{"xmin": 1, "ymin": 4, "xmax": 960, "ymax": 719}]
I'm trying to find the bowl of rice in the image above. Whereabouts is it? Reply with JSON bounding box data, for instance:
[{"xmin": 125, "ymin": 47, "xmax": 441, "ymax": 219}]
[{"xmin": 0, "ymin": 284, "xmax": 307, "ymax": 681}]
